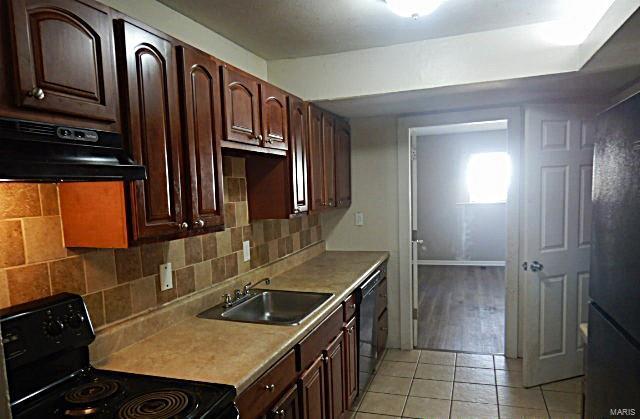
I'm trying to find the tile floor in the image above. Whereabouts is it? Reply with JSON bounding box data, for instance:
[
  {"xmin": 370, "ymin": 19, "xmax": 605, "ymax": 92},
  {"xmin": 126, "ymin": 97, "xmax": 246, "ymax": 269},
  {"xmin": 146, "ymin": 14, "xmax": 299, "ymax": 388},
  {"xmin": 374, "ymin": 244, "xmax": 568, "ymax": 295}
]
[{"xmin": 350, "ymin": 349, "xmax": 583, "ymax": 419}]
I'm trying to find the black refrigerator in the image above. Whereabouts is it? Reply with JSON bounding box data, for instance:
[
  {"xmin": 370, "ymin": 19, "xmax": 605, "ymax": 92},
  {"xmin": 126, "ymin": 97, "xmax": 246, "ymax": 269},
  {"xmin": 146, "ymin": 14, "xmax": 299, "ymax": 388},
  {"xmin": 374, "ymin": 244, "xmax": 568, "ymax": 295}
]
[{"xmin": 587, "ymin": 89, "xmax": 640, "ymax": 417}]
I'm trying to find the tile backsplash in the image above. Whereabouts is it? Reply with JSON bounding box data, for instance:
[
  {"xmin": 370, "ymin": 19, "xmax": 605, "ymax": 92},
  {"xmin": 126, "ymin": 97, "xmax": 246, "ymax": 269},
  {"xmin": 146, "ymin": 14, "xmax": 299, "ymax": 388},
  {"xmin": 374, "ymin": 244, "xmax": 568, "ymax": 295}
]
[{"xmin": 0, "ymin": 156, "xmax": 322, "ymax": 329}]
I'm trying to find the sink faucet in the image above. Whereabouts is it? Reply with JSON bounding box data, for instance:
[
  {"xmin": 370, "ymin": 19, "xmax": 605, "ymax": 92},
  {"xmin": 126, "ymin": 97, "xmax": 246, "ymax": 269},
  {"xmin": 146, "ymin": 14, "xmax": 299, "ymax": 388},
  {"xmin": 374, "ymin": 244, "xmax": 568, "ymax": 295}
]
[{"xmin": 223, "ymin": 278, "xmax": 272, "ymax": 308}]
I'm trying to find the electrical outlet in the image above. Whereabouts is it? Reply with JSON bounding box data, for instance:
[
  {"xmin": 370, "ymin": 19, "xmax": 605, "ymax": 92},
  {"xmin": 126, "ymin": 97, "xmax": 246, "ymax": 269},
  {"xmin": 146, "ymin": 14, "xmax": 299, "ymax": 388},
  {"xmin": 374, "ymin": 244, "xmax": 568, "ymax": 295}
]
[
  {"xmin": 243, "ymin": 240, "xmax": 251, "ymax": 262},
  {"xmin": 355, "ymin": 212, "xmax": 364, "ymax": 226},
  {"xmin": 159, "ymin": 263, "xmax": 173, "ymax": 291}
]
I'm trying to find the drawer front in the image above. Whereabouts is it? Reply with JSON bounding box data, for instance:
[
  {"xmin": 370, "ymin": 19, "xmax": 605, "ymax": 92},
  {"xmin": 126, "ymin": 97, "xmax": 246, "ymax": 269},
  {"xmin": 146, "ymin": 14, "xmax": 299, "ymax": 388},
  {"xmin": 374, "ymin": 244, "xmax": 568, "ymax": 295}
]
[
  {"xmin": 343, "ymin": 293, "xmax": 357, "ymax": 322},
  {"xmin": 376, "ymin": 278, "xmax": 388, "ymax": 319},
  {"xmin": 237, "ymin": 349, "xmax": 297, "ymax": 419},
  {"xmin": 377, "ymin": 308, "xmax": 388, "ymax": 360},
  {"xmin": 297, "ymin": 305, "xmax": 343, "ymax": 372}
]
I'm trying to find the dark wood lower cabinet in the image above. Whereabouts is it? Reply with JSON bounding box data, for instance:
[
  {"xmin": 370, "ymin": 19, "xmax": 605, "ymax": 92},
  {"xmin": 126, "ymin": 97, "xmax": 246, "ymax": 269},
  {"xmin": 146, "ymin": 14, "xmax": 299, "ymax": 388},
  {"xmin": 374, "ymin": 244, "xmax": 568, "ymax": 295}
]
[
  {"xmin": 325, "ymin": 333, "xmax": 346, "ymax": 419},
  {"xmin": 269, "ymin": 384, "xmax": 301, "ymax": 419},
  {"xmin": 299, "ymin": 355, "xmax": 327, "ymax": 419},
  {"xmin": 344, "ymin": 316, "xmax": 358, "ymax": 408}
]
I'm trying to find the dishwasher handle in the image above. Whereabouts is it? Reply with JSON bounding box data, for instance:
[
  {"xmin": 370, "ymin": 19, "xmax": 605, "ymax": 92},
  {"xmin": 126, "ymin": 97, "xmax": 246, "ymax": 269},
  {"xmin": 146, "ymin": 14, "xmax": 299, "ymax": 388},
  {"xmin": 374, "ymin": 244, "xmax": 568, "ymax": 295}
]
[{"xmin": 361, "ymin": 269, "xmax": 382, "ymax": 297}]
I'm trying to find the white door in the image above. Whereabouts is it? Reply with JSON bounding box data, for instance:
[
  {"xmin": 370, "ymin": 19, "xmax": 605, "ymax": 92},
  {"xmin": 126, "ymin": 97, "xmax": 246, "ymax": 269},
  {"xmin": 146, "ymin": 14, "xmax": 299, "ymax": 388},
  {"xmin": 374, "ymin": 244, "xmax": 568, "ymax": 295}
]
[
  {"xmin": 522, "ymin": 105, "xmax": 596, "ymax": 387},
  {"xmin": 410, "ymin": 136, "xmax": 420, "ymax": 342}
]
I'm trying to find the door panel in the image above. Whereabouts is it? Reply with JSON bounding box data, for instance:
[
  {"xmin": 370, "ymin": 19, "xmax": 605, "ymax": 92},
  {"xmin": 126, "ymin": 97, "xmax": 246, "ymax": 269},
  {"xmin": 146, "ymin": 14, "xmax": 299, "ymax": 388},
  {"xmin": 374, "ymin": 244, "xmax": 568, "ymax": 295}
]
[
  {"xmin": 261, "ymin": 84, "xmax": 288, "ymax": 151},
  {"xmin": 344, "ymin": 316, "xmax": 358, "ymax": 409},
  {"xmin": 268, "ymin": 384, "xmax": 300, "ymax": 419},
  {"xmin": 9, "ymin": 0, "xmax": 117, "ymax": 121},
  {"xmin": 325, "ymin": 333, "xmax": 346, "ymax": 419},
  {"xmin": 222, "ymin": 65, "xmax": 260, "ymax": 146},
  {"xmin": 288, "ymin": 96, "xmax": 309, "ymax": 214},
  {"xmin": 299, "ymin": 355, "xmax": 327, "ymax": 419},
  {"xmin": 322, "ymin": 113, "xmax": 336, "ymax": 207},
  {"xmin": 308, "ymin": 105, "xmax": 324, "ymax": 210},
  {"xmin": 523, "ymin": 105, "xmax": 596, "ymax": 386},
  {"xmin": 178, "ymin": 46, "xmax": 224, "ymax": 231},
  {"xmin": 335, "ymin": 119, "xmax": 351, "ymax": 208},
  {"xmin": 119, "ymin": 20, "xmax": 183, "ymax": 240}
]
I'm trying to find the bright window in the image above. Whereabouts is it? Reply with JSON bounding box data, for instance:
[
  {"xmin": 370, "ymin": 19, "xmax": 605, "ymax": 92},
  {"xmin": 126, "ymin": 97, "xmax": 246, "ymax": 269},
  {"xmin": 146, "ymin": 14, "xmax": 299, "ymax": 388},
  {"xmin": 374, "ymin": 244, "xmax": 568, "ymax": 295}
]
[{"xmin": 466, "ymin": 152, "xmax": 511, "ymax": 203}]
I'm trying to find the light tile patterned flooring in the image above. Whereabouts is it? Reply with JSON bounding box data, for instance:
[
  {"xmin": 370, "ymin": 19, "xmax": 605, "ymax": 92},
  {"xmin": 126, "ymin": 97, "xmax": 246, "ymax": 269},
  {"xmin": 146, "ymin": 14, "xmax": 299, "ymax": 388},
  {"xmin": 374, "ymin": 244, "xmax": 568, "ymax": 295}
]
[{"xmin": 350, "ymin": 349, "xmax": 583, "ymax": 419}]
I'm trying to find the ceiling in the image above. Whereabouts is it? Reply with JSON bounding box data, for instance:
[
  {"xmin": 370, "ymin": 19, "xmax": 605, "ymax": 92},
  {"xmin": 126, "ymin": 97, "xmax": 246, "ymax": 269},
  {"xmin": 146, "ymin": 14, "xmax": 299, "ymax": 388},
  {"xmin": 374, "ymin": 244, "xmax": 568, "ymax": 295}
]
[{"xmin": 157, "ymin": 0, "xmax": 581, "ymax": 59}]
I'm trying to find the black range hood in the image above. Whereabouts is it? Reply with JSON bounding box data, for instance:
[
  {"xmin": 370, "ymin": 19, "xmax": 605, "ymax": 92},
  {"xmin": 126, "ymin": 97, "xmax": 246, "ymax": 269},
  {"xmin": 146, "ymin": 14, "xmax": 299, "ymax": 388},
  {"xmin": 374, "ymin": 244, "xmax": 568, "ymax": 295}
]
[{"xmin": 0, "ymin": 117, "xmax": 146, "ymax": 182}]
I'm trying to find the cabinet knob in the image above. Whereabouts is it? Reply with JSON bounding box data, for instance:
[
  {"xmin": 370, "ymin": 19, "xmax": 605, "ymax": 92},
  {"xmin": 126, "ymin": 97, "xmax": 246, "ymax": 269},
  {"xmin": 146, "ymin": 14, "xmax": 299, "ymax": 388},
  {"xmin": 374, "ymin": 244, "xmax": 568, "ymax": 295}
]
[
  {"xmin": 380, "ymin": 327, "xmax": 388, "ymax": 331},
  {"xmin": 293, "ymin": 208, "xmax": 301, "ymax": 214},
  {"xmin": 28, "ymin": 87, "xmax": 45, "ymax": 100},
  {"xmin": 274, "ymin": 409, "xmax": 285, "ymax": 417},
  {"xmin": 179, "ymin": 222, "xmax": 189, "ymax": 230},
  {"xmin": 256, "ymin": 134, "xmax": 263, "ymax": 141},
  {"xmin": 264, "ymin": 384, "xmax": 275, "ymax": 392},
  {"xmin": 195, "ymin": 219, "xmax": 205, "ymax": 228},
  {"xmin": 350, "ymin": 303, "xmax": 356, "ymax": 309}
]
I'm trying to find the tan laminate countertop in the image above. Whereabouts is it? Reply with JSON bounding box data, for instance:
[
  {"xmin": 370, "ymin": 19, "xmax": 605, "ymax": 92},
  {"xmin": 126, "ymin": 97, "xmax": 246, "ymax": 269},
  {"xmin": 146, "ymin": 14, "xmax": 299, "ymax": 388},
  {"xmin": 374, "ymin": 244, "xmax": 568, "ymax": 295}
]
[{"xmin": 96, "ymin": 251, "xmax": 389, "ymax": 393}]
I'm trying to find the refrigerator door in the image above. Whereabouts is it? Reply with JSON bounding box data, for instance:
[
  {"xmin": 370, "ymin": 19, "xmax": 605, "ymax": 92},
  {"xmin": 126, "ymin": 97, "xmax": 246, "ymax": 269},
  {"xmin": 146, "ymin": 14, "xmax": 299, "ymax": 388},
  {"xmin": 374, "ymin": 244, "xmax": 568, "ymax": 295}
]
[
  {"xmin": 586, "ymin": 303, "xmax": 640, "ymax": 417},
  {"xmin": 591, "ymin": 91, "xmax": 640, "ymax": 343}
]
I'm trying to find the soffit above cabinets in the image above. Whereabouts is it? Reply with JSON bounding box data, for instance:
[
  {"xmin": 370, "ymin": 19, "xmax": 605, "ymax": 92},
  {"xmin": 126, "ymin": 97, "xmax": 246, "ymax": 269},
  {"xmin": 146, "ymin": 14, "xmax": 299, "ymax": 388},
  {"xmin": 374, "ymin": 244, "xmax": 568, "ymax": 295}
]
[{"xmin": 157, "ymin": 0, "xmax": 576, "ymax": 59}]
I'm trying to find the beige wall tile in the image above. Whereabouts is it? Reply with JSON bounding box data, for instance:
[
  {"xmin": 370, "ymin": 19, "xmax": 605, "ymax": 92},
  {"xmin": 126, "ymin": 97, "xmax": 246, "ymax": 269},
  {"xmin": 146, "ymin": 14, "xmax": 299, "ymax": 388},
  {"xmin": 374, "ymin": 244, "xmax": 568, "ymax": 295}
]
[
  {"xmin": 231, "ymin": 156, "xmax": 245, "ymax": 177},
  {"xmin": 103, "ymin": 284, "xmax": 132, "ymax": 323},
  {"xmin": 289, "ymin": 217, "xmax": 302, "ymax": 234},
  {"xmin": 216, "ymin": 230, "xmax": 232, "ymax": 256},
  {"xmin": 194, "ymin": 261, "xmax": 211, "ymax": 290},
  {"xmin": 222, "ymin": 156, "xmax": 233, "ymax": 176},
  {"xmin": 114, "ymin": 248, "xmax": 142, "ymax": 283},
  {"xmin": 38, "ymin": 184, "xmax": 59, "ymax": 216},
  {"xmin": 0, "ymin": 219, "xmax": 25, "ymax": 268},
  {"xmin": 166, "ymin": 239, "xmax": 185, "ymax": 269},
  {"xmin": 84, "ymin": 291, "xmax": 105, "ymax": 327},
  {"xmin": 140, "ymin": 243, "xmax": 164, "ymax": 277},
  {"xmin": 224, "ymin": 203, "xmax": 236, "ymax": 227},
  {"xmin": 230, "ymin": 227, "xmax": 243, "ymax": 252},
  {"xmin": 176, "ymin": 266, "xmax": 195, "ymax": 297},
  {"xmin": 202, "ymin": 234, "xmax": 217, "ymax": 260},
  {"xmin": 84, "ymin": 250, "xmax": 117, "ymax": 293},
  {"xmin": 224, "ymin": 254, "xmax": 238, "ymax": 279},
  {"xmin": 237, "ymin": 252, "xmax": 250, "ymax": 274},
  {"xmin": 131, "ymin": 275, "xmax": 157, "ymax": 313},
  {"xmin": 0, "ymin": 270, "xmax": 10, "ymax": 308},
  {"xmin": 23, "ymin": 216, "xmax": 65, "ymax": 263},
  {"xmin": 184, "ymin": 236, "xmax": 203, "ymax": 265},
  {"xmin": 50, "ymin": 256, "xmax": 86, "ymax": 295},
  {"xmin": 6, "ymin": 263, "xmax": 51, "ymax": 305},
  {"xmin": 155, "ymin": 275, "xmax": 176, "ymax": 305},
  {"xmin": 0, "ymin": 184, "xmax": 41, "ymax": 219},
  {"xmin": 211, "ymin": 257, "xmax": 226, "ymax": 283},
  {"xmin": 235, "ymin": 201, "xmax": 248, "ymax": 226},
  {"xmin": 268, "ymin": 240, "xmax": 278, "ymax": 262}
]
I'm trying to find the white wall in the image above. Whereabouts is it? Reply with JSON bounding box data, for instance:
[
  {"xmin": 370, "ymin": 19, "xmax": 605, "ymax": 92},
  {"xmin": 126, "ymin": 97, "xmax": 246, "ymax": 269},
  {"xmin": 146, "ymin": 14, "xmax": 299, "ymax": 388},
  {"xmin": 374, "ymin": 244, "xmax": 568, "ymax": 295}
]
[
  {"xmin": 97, "ymin": 0, "xmax": 268, "ymax": 79},
  {"xmin": 321, "ymin": 116, "xmax": 402, "ymax": 348}
]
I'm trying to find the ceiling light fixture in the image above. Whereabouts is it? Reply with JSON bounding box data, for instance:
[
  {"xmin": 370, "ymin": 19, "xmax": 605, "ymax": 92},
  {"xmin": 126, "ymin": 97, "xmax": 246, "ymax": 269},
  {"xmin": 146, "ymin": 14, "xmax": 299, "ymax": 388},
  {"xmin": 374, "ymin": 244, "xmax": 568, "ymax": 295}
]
[{"xmin": 385, "ymin": 0, "xmax": 446, "ymax": 19}]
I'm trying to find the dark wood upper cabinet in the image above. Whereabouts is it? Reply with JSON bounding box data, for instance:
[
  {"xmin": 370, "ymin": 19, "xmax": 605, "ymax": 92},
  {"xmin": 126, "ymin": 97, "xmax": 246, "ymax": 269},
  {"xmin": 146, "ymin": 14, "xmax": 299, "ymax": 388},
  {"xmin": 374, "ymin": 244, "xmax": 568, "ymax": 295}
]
[
  {"xmin": 4, "ymin": 0, "xmax": 118, "ymax": 128},
  {"xmin": 308, "ymin": 104, "xmax": 325, "ymax": 210},
  {"xmin": 221, "ymin": 64, "xmax": 261, "ymax": 146},
  {"xmin": 299, "ymin": 354, "xmax": 327, "ymax": 419},
  {"xmin": 335, "ymin": 119, "xmax": 351, "ymax": 208},
  {"xmin": 261, "ymin": 83, "xmax": 288, "ymax": 151},
  {"xmin": 178, "ymin": 45, "xmax": 224, "ymax": 232},
  {"xmin": 322, "ymin": 113, "xmax": 336, "ymax": 208},
  {"xmin": 288, "ymin": 95, "xmax": 309, "ymax": 214},
  {"xmin": 117, "ymin": 19, "xmax": 184, "ymax": 241}
]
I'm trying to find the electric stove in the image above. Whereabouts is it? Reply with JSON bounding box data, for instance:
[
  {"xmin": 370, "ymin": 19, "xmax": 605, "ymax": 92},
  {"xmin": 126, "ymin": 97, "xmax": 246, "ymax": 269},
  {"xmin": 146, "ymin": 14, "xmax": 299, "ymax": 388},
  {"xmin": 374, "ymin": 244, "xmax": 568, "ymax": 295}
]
[{"xmin": 0, "ymin": 293, "xmax": 238, "ymax": 419}]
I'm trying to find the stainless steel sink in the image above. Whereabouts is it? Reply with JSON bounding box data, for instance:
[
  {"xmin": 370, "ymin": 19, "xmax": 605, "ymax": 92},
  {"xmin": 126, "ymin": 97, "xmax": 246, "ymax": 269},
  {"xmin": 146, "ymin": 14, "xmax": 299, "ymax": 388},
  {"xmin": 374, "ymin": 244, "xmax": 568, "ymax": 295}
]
[{"xmin": 198, "ymin": 290, "xmax": 334, "ymax": 325}]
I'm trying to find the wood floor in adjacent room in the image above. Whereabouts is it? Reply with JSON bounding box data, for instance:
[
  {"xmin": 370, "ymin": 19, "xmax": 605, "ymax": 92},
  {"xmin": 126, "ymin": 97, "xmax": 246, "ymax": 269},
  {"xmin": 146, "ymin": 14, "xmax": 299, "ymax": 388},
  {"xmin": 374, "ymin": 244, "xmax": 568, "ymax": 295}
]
[{"xmin": 417, "ymin": 266, "xmax": 505, "ymax": 354}]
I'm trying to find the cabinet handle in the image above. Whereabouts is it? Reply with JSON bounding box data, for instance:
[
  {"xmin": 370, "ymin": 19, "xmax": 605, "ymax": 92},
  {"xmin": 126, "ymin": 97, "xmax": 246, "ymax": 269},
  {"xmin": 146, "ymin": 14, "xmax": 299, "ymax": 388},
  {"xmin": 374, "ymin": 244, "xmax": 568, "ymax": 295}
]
[
  {"xmin": 28, "ymin": 87, "xmax": 45, "ymax": 100},
  {"xmin": 349, "ymin": 303, "xmax": 356, "ymax": 309},
  {"xmin": 274, "ymin": 409, "xmax": 285, "ymax": 417},
  {"xmin": 293, "ymin": 208, "xmax": 301, "ymax": 214},
  {"xmin": 195, "ymin": 219, "xmax": 205, "ymax": 228},
  {"xmin": 179, "ymin": 222, "xmax": 189, "ymax": 230},
  {"xmin": 264, "ymin": 384, "xmax": 275, "ymax": 392},
  {"xmin": 255, "ymin": 134, "xmax": 263, "ymax": 141},
  {"xmin": 380, "ymin": 327, "xmax": 388, "ymax": 331},
  {"xmin": 323, "ymin": 355, "xmax": 329, "ymax": 362}
]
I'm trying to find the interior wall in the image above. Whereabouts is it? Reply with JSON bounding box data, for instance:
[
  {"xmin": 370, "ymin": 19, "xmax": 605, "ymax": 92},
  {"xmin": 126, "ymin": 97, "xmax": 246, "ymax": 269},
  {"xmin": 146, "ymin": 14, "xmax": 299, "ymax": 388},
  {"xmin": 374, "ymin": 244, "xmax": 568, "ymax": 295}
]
[
  {"xmin": 321, "ymin": 116, "xmax": 401, "ymax": 348},
  {"xmin": 96, "ymin": 0, "xmax": 268, "ymax": 79},
  {"xmin": 415, "ymin": 130, "xmax": 507, "ymax": 261}
]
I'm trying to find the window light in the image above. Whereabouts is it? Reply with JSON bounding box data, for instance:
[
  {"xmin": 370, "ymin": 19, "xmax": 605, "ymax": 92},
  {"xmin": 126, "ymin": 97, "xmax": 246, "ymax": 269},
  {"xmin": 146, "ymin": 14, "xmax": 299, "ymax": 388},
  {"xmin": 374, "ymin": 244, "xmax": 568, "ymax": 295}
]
[{"xmin": 466, "ymin": 152, "xmax": 511, "ymax": 203}]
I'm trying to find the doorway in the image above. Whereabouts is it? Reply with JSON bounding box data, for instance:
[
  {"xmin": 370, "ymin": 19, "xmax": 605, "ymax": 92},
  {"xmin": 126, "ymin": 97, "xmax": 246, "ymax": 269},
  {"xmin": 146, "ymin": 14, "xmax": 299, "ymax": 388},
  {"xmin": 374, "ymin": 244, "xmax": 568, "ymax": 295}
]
[{"xmin": 412, "ymin": 121, "xmax": 509, "ymax": 354}]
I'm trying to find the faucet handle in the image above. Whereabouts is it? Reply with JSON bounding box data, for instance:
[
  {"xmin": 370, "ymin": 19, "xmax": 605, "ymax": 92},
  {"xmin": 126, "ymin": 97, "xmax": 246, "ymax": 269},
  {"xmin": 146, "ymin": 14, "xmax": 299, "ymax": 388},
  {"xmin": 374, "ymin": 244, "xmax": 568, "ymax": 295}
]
[
  {"xmin": 223, "ymin": 293, "xmax": 233, "ymax": 307},
  {"xmin": 234, "ymin": 289, "xmax": 243, "ymax": 299},
  {"xmin": 242, "ymin": 282, "xmax": 252, "ymax": 295}
]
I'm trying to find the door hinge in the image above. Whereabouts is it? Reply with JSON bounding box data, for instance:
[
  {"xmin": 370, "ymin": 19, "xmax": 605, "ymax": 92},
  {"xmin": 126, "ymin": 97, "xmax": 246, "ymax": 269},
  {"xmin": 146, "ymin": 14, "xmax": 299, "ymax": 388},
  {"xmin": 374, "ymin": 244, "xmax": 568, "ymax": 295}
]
[
  {"xmin": 412, "ymin": 308, "xmax": 418, "ymax": 320},
  {"xmin": 411, "ymin": 149, "xmax": 417, "ymax": 161}
]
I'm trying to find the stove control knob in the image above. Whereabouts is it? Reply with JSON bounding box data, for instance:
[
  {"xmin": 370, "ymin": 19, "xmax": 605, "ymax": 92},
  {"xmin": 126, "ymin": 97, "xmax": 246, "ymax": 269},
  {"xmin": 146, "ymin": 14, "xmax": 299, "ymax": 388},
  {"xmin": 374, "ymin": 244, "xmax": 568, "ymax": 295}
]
[
  {"xmin": 68, "ymin": 312, "xmax": 85, "ymax": 329},
  {"xmin": 44, "ymin": 320, "xmax": 64, "ymax": 337}
]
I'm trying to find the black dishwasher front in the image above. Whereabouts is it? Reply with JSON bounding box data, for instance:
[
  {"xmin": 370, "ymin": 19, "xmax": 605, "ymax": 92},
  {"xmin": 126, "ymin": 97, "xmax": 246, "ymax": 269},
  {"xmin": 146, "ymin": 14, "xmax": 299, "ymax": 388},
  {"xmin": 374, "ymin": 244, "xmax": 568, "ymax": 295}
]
[{"xmin": 357, "ymin": 268, "xmax": 382, "ymax": 392}]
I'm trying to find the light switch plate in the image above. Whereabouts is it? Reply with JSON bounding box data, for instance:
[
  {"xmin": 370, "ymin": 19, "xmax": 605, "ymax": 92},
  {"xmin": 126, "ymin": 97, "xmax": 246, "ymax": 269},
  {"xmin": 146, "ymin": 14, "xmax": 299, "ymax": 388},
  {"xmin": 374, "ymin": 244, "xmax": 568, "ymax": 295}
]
[
  {"xmin": 243, "ymin": 240, "xmax": 251, "ymax": 261},
  {"xmin": 160, "ymin": 263, "xmax": 173, "ymax": 291},
  {"xmin": 355, "ymin": 212, "xmax": 364, "ymax": 226}
]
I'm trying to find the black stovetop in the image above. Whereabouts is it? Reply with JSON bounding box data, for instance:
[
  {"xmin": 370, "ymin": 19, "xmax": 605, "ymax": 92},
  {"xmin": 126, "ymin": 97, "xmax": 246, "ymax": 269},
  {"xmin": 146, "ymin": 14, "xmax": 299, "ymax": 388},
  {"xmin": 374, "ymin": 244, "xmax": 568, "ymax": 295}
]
[{"xmin": 13, "ymin": 367, "xmax": 235, "ymax": 419}]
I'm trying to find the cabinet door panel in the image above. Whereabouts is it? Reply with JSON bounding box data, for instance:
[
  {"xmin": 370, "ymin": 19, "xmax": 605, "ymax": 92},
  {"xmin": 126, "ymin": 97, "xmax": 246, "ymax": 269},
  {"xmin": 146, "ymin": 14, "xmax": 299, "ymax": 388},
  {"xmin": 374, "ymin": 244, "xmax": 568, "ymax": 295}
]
[
  {"xmin": 119, "ymin": 20, "xmax": 183, "ymax": 240},
  {"xmin": 308, "ymin": 105, "xmax": 324, "ymax": 210},
  {"xmin": 262, "ymin": 84, "xmax": 288, "ymax": 151},
  {"xmin": 288, "ymin": 96, "xmax": 309, "ymax": 214},
  {"xmin": 325, "ymin": 333, "xmax": 346, "ymax": 419},
  {"xmin": 9, "ymin": 0, "xmax": 117, "ymax": 121},
  {"xmin": 269, "ymin": 384, "xmax": 301, "ymax": 419},
  {"xmin": 335, "ymin": 119, "xmax": 351, "ymax": 208},
  {"xmin": 299, "ymin": 355, "xmax": 327, "ymax": 419},
  {"xmin": 178, "ymin": 46, "xmax": 224, "ymax": 231},
  {"xmin": 222, "ymin": 65, "xmax": 260, "ymax": 145},
  {"xmin": 322, "ymin": 113, "xmax": 336, "ymax": 208},
  {"xmin": 344, "ymin": 316, "xmax": 358, "ymax": 408}
]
